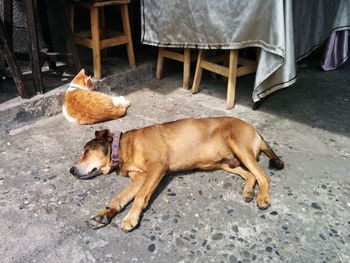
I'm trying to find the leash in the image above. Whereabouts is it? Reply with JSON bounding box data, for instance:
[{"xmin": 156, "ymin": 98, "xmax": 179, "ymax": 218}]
[{"xmin": 111, "ymin": 130, "xmax": 123, "ymax": 170}]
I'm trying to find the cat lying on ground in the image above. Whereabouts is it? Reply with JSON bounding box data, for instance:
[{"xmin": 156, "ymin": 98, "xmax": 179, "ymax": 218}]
[{"xmin": 63, "ymin": 69, "xmax": 130, "ymax": 125}]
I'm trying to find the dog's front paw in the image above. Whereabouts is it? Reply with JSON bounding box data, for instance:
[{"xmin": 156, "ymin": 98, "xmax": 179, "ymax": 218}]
[
  {"xmin": 85, "ymin": 207, "xmax": 116, "ymax": 229},
  {"xmin": 242, "ymin": 189, "xmax": 255, "ymax": 203},
  {"xmin": 121, "ymin": 213, "xmax": 139, "ymax": 232},
  {"xmin": 86, "ymin": 215, "xmax": 110, "ymax": 229},
  {"xmin": 256, "ymin": 194, "xmax": 271, "ymax": 210},
  {"xmin": 242, "ymin": 183, "xmax": 255, "ymax": 203}
]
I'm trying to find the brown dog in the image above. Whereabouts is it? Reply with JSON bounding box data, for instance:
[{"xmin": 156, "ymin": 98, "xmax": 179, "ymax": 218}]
[{"xmin": 70, "ymin": 117, "xmax": 284, "ymax": 232}]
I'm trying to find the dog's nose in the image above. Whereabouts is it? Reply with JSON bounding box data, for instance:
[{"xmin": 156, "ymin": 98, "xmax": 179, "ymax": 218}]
[{"xmin": 69, "ymin": 167, "xmax": 76, "ymax": 175}]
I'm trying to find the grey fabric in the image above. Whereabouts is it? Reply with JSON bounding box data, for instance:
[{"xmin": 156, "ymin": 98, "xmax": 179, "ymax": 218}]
[
  {"xmin": 321, "ymin": 30, "xmax": 349, "ymax": 71},
  {"xmin": 141, "ymin": 0, "xmax": 350, "ymax": 102}
]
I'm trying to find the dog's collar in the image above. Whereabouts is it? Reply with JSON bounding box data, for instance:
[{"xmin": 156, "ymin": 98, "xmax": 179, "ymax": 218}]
[
  {"xmin": 67, "ymin": 83, "xmax": 89, "ymax": 91},
  {"xmin": 111, "ymin": 131, "xmax": 123, "ymax": 169}
]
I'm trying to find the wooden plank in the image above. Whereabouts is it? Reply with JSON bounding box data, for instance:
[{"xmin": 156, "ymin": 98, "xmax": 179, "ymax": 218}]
[
  {"xmin": 236, "ymin": 64, "xmax": 257, "ymax": 77},
  {"xmin": 156, "ymin": 47, "xmax": 165, "ymax": 80},
  {"xmin": 0, "ymin": 19, "xmax": 29, "ymax": 98},
  {"xmin": 75, "ymin": 31, "xmax": 92, "ymax": 38},
  {"xmin": 161, "ymin": 49, "xmax": 184, "ymax": 62},
  {"xmin": 100, "ymin": 35, "xmax": 128, "ymax": 49},
  {"xmin": 23, "ymin": 0, "xmax": 44, "ymax": 93},
  {"xmin": 74, "ymin": 30, "xmax": 124, "ymax": 42},
  {"xmin": 227, "ymin": 50, "xmax": 238, "ymax": 109},
  {"xmin": 120, "ymin": 4, "xmax": 136, "ymax": 68},
  {"xmin": 74, "ymin": 35, "xmax": 93, "ymax": 48},
  {"xmin": 183, "ymin": 48, "xmax": 191, "ymax": 89},
  {"xmin": 200, "ymin": 60, "xmax": 229, "ymax": 77},
  {"xmin": 206, "ymin": 54, "xmax": 226, "ymax": 64},
  {"xmin": 191, "ymin": 49, "xmax": 204, "ymax": 94},
  {"xmin": 90, "ymin": 6, "xmax": 101, "ymax": 79},
  {"xmin": 104, "ymin": 30, "xmax": 123, "ymax": 38},
  {"xmin": 237, "ymin": 57, "xmax": 256, "ymax": 66},
  {"xmin": 75, "ymin": 0, "xmax": 130, "ymax": 8}
]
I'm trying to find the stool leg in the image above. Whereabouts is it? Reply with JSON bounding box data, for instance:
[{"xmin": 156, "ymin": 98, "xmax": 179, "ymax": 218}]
[
  {"xmin": 0, "ymin": 19, "xmax": 28, "ymax": 98},
  {"xmin": 68, "ymin": 2, "xmax": 74, "ymax": 32},
  {"xmin": 227, "ymin": 49, "xmax": 238, "ymax": 109},
  {"xmin": 156, "ymin": 47, "xmax": 165, "ymax": 80},
  {"xmin": 120, "ymin": 4, "xmax": 136, "ymax": 69},
  {"xmin": 192, "ymin": 49, "xmax": 204, "ymax": 94},
  {"xmin": 90, "ymin": 6, "xmax": 101, "ymax": 79},
  {"xmin": 23, "ymin": 0, "xmax": 44, "ymax": 93},
  {"xmin": 183, "ymin": 48, "xmax": 191, "ymax": 89},
  {"xmin": 63, "ymin": 0, "xmax": 81, "ymax": 71},
  {"xmin": 100, "ymin": 7, "xmax": 108, "ymax": 58}
]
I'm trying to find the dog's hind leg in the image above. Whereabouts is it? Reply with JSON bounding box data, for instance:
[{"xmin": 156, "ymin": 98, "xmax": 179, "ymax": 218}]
[
  {"xmin": 86, "ymin": 172, "xmax": 145, "ymax": 229},
  {"xmin": 221, "ymin": 164, "xmax": 257, "ymax": 203},
  {"xmin": 121, "ymin": 164, "xmax": 166, "ymax": 232},
  {"xmin": 236, "ymin": 150, "xmax": 271, "ymax": 209},
  {"xmin": 225, "ymin": 139, "xmax": 270, "ymax": 209}
]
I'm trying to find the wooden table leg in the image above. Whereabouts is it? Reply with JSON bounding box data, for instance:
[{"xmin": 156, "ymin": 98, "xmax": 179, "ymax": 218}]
[
  {"xmin": 62, "ymin": 0, "xmax": 81, "ymax": 71},
  {"xmin": 90, "ymin": 6, "xmax": 101, "ymax": 79},
  {"xmin": 192, "ymin": 49, "xmax": 204, "ymax": 94},
  {"xmin": 156, "ymin": 47, "xmax": 165, "ymax": 80},
  {"xmin": 0, "ymin": 19, "xmax": 29, "ymax": 98},
  {"xmin": 23, "ymin": 0, "xmax": 44, "ymax": 94},
  {"xmin": 120, "ymin": 4, "xmax": 136, "ymax": 69},
  {"xmin": 227, "ymin": 49, "xmax": 238, "ymax": 109},
  {"xmin": 183, "ymin": 48, "xmax": 191, "ymax": 89}
]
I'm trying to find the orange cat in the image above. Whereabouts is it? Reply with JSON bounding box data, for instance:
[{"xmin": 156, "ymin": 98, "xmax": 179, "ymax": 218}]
[{"xmin": 63, "ymin": 69, "xmax": 130, "ymax": 125}]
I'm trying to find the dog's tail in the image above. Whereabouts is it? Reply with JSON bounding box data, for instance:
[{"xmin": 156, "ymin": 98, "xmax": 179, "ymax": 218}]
[{"xmin": 259, "ymin": 135, "xmax": 284, "ymax": 170}]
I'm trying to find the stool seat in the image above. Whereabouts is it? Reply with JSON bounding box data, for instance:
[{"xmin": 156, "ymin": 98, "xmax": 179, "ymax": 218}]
[
  {"xmin": 70, "ymin": 0, "xmax": 135, "ymax": 79},
  {"xmin": 74, "ymin": 0, "xmax": 130, "ymax": 8}
]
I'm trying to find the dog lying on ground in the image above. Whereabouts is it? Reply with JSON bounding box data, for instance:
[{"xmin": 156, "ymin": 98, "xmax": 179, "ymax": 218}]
[
  {"xmin": 62, "ymin": 69, "xmax": 130, "ymax": 125},
  {"xmin": 70, "ymin": 117, "xmax": 284, "ymax": 232}
]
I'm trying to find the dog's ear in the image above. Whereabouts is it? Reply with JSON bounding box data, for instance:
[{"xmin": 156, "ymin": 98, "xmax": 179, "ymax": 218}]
[{"xmin": 95, "ymin": 129, "xmax": 113, "ymax": 142}]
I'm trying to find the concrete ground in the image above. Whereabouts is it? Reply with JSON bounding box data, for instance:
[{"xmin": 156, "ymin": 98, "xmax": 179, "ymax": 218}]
[{"xmin": 0, "ymin": 55, "xmax": 349, "ymax": 263}]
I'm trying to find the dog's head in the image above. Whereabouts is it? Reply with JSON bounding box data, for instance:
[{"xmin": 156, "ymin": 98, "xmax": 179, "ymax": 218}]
[
  {"xmin": 70, "ymin": 129, "xmax": 113, "ymax": 179},
  {"xmin": 71, "ymin": 69, "xmax": 94, "ymax": 90}
]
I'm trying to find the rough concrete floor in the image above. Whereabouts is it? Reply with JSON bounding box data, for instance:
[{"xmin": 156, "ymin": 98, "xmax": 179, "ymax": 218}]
[{"xmin": 0, "ymin": 56, "xmax": 349, "ymax": 263}]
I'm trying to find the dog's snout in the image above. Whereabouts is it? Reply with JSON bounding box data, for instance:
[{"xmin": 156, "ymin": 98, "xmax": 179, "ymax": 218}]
[{"xmin": 70, "ymin": 167, "xmax": 76, "ymax": 175}]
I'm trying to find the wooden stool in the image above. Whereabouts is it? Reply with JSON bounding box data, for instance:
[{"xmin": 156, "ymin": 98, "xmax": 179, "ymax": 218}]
[
  {"xmin": 0, "ymin": 18, "xmax": 28, "ymax": 98},
  {"xmin": 192, "ymin": 49, "xmax": 258, "ymax": 109},
  {"xmin": 156, "ymin": 48, "xmax": 196, "ymax": 89},
  {"xmin": 69, "ymin": 0, "xmax": 136, "ymax": 79},
  {"xmin": 1, "ymin": 0, "xmax": 81, "ymax": 98}
]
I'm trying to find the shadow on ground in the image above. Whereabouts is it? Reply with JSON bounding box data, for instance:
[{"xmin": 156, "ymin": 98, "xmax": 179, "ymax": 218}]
[{"xmin": 133, "ymin": 53, "xmax": 350, "ymax": 137}]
